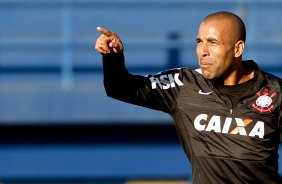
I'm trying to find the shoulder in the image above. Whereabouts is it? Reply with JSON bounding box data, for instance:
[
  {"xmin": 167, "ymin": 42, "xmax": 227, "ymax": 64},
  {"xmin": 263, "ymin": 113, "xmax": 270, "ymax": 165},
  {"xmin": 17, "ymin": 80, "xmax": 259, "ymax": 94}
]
[
  {"xmin": 148, "ymin": 67, "xmax": 204, "ymax": 81},
  {"xmin": 145, "ymin": 67, "xmax": 204, "ymax": 88},
  {"xmin": 146, "ymin": 67, "xmax": 200, "ymax": 76},
  {"xmin": 262, "ymin": 71, "xmax": 282, "ymax": 85}
]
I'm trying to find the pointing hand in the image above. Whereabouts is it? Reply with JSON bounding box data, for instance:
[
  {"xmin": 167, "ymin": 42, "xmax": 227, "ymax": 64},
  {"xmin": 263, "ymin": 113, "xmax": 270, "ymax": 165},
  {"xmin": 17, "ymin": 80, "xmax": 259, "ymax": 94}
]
[{"xmin": 95, "ymin": 27, "xmax": 123, "ymax": 54}]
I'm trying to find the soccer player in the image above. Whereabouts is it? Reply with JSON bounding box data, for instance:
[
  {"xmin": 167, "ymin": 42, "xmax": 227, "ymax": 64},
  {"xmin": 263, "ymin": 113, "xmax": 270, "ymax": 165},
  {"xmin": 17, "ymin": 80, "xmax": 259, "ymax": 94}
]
[{"xmin": 95, "ymin": 11, "xmax": 282, "ymax": 183}]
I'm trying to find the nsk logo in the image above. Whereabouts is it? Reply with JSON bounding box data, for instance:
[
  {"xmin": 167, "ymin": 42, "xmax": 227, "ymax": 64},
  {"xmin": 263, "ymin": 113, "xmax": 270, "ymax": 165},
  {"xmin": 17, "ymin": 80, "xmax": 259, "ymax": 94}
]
[
  {"xmin": 194, "ymin": 114, "xmax": 265, "ymax": 138},
  {"xmin": 149, "ymin": 73, "xmax": 184, "ymax": 89}
]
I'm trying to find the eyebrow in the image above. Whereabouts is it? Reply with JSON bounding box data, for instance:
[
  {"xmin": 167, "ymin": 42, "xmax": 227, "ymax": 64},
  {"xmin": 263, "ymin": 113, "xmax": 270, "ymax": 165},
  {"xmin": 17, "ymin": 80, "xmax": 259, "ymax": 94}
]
[
  {"xmin": 207, "ymin": 37, "xmax": 220, "ymax": 43},
  {"xmin": 196, "ymin": 37, "xmax": 220, "ymax": 43}
]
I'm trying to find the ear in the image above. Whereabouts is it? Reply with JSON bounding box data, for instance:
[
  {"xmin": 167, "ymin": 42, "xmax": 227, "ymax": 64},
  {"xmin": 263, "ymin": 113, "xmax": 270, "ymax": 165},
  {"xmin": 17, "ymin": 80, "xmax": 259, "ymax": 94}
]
[{"xmin": 234, "ymin": 40, "xmax": 245, "ymax": 58}]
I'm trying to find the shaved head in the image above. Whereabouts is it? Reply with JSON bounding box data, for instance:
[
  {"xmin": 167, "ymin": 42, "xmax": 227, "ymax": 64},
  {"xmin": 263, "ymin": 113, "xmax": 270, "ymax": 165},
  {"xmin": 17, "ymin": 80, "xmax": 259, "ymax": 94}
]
[
  {"xmin": 203, "ymin": 11, "xmax": 246, "ymax": 42},
  {"xmin": 196, "ymin": 11, "xmax": 247, "ymax": 83}
]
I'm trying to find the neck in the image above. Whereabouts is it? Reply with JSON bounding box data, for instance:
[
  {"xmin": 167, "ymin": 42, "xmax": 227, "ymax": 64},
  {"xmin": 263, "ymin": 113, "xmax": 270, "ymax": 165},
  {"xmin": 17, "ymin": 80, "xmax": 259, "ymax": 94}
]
[{"xmin": 215, "ymin": 60, "xmax": 255, "ymax": 86}]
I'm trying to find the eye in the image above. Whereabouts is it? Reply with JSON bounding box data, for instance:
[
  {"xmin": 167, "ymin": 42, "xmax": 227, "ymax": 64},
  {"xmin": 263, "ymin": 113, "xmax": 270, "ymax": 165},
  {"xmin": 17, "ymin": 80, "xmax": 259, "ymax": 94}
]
[
  {"xmin": 208, "ymin": 38, "xmax": 219, "ymax": 45},
  {"xmin": 196, "ymin": 38, "xmax": 202, "ymax": 44}
]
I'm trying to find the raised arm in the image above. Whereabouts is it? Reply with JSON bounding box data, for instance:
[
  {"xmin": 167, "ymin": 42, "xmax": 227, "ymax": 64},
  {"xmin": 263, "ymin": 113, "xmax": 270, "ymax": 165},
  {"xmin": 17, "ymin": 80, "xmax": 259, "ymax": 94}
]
[{"xmin": 94, "ymin": 27, "xmax": 181, "ymax": 113}]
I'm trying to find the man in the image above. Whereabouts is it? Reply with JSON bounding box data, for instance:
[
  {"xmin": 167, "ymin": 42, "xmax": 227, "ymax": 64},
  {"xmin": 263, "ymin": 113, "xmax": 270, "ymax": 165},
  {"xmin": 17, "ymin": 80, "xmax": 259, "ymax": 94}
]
[{"xmin": 95, "ymin": 11, "xmax": 282, "ymax": 183}]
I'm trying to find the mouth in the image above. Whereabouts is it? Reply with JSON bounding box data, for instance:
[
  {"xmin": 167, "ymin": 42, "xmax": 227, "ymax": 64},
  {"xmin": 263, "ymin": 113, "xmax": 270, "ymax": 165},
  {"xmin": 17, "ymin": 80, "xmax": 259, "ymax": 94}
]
[{"xmin": 200, "ymin": 61, "xmax": 213, "ymax": 69}]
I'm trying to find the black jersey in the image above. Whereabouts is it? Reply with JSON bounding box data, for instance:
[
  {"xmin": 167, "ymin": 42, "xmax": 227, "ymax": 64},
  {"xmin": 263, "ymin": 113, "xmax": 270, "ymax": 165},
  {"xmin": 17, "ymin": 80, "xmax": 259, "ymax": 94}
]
[{"xmin": 102, "ymin": 53, "xmax": 282, "ymax": 184}]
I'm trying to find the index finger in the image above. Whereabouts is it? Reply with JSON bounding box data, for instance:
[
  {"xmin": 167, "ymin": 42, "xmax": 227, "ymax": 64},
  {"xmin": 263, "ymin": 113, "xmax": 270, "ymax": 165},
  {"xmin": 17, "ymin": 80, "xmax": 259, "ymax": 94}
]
[{"xmin": 97, "ymin": 26, "xmax": 113, "ymax": 37}]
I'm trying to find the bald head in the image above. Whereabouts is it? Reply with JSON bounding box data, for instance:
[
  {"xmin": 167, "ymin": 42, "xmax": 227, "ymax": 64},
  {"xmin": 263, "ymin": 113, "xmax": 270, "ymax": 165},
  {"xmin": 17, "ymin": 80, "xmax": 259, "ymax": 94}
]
[
  {"xmin": 196, "ymin": 11, "xmax": 247, "ymax": 82},
  {"xmin": 203, "ymin": 11, "xmax": 246, "ymax": 42}
]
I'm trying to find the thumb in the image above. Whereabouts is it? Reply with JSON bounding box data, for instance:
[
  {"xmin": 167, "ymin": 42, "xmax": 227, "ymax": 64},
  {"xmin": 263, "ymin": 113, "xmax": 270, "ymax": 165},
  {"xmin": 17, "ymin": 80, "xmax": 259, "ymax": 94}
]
[{"xmin": 109, "ymin": 41, "xmax": 123, "ymax": 53}]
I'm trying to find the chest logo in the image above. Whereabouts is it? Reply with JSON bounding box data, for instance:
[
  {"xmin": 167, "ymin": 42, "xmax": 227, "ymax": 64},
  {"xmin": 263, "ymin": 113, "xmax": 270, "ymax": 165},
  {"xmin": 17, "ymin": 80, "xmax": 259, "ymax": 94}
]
[
  {"xmin": 198, "ymin": 90, "xmax": 212, "ymax": 95},
  {"xmin": 252, "ymin": 88, "xmax": 277, "ymax": 113},
  {"xmin": 194, "ymin": 114, "xmax": 264, "ymax": 138}
]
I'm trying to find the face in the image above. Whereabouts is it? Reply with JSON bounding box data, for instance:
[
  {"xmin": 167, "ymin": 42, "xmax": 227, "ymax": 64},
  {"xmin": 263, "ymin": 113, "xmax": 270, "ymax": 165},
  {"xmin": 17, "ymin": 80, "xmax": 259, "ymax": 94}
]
[{"xmin": 196, "ymin": 19, "xmax": 238, "ymax": 80}]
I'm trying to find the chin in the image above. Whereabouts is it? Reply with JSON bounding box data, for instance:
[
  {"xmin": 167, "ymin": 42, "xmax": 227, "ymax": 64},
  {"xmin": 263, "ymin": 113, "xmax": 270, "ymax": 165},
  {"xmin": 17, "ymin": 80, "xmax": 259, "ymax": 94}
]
[
  {"xmin": 201, "ymin": 70, "xmax": 214, "ymax": 80},
  {"xmin": 203, "ymin": 75, "xmax": 214, "ymax": 80}
]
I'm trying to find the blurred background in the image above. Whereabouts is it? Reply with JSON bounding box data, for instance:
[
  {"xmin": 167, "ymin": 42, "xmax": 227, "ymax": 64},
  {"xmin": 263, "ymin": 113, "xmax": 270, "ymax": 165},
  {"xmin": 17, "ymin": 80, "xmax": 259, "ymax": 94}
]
[{"xmin": 0, "ymin": 0, "xmax": 281, "ymax": 183}]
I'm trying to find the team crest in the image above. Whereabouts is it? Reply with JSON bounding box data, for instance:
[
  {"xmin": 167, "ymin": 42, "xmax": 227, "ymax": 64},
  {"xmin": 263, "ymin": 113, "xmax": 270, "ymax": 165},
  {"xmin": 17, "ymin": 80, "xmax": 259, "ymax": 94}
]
[{"xmin": 252, "ymin": 88, "xmax": 277, "ymax": 113}]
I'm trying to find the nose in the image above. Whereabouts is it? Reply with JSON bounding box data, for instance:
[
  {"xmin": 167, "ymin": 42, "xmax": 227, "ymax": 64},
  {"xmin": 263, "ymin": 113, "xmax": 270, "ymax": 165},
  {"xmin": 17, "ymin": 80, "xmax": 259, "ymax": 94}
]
[{"xmin": 198, "ymin": 42, "xmax": 209, "ymax": 57}]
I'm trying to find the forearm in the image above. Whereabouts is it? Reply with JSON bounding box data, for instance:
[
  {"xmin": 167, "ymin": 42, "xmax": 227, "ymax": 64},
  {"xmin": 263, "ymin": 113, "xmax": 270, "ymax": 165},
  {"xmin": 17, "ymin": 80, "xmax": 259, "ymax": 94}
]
[
  {"xmin": 102, "ymin": 52, "xmax": 128, "ymax": 81},
  {"xmin": 102, "ymin": 52, "xmax": 134, "ymax": 100},
  {"xmin": 102, "ymin": 52, "xmax": 156, "ymax": 108}
]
